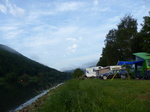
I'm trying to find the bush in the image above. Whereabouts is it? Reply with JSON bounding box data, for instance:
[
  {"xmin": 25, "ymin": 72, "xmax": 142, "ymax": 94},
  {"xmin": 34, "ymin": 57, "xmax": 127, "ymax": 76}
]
[{"xmin": 72, "ymin": 68, "xmax": 84, "ymax": 78}]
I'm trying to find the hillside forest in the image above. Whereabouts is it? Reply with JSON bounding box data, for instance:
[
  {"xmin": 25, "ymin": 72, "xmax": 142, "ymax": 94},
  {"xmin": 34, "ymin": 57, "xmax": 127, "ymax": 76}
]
[
  {"xmin": 0, "ymin": 44, "xmax": 72, "ymax": 112},
  {"xmin": 97, "ymin": 12, "xmax": 150, "ymax": 67}
]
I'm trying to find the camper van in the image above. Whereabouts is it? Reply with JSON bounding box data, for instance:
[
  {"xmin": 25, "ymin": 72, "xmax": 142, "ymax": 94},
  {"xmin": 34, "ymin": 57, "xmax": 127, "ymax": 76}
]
[
  {"xmin": 86, "ymin": 66, "xmax": 103, "ymax": 77},
  {"xmin": 99, "ymin": 65, "xmax": 121, "ymax": 75},
  {"xmin": 86, "ymin": 66, "xmax": 121, "ymax": 78}
]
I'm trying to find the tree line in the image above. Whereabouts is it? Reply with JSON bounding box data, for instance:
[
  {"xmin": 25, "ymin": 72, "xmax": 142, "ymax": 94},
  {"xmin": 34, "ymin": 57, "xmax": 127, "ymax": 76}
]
[{"xmin": 97, "ymin": 12, "xmax": 150, "ymax": 67}]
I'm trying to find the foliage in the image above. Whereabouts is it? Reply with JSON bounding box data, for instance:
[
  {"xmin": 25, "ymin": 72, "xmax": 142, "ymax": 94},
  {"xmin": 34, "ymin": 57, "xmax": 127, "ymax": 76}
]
[
  {"xmin": 139, "ymin": 12, "xmax": 150, "ymax": 53},
  {"xmin": 104, "ymin": 29, "xmax": 119, "ymax": 65},
  {"xmin": 33, "ymin": 79, "xmax": 150, "ymax": 112},
  {"xmin": 131, "ymin": 33, "xmax": 144, "ymax": 53},
  {"xmin": 97, "ymin": 13, "xmax": 150, "ymax": 66},
  {"xmin": 0, "ymin": 44, "xmax": 71, "ymax": 89},
  {"xmin": 116, "ymin": 14, "xmax": 137, "ymax": 60},
  {"xmin": 0, "ymin": 44, "xmax": 72, "ymax": 112},
  {"xmin": 1, "ymin": 72, "xmax": 19, "ymax": 89},
  {"xmin": 72, "ymin": 68, "xmax": 84, "ymax": 78},
  {"xmin": 97, "ymin": 48, "xmax": 107, "ymax": 66}
]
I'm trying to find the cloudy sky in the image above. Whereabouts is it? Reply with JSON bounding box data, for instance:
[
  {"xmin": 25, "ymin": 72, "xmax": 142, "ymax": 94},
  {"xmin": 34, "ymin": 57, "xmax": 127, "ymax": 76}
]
[{"xmin": 0, "ymin": 0, "xmax": 149, "ymax": 71}]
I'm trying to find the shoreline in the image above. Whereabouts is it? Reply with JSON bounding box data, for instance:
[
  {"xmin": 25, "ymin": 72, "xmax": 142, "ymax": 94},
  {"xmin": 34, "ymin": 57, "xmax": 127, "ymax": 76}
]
[{"xmin": 11, "ymin": 83, "xmax": 64, "ymax": 112}]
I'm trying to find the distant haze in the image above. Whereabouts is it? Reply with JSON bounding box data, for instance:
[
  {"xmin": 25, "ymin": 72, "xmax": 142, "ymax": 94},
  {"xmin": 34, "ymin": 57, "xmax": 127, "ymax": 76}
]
[{"xmin": 0, "ymin": 44, "xmax": 20, "ymax": 54}]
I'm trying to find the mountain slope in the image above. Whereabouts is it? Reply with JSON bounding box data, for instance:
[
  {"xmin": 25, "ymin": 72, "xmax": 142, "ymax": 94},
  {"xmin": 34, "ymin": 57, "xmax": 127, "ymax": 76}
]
[
  {"xmin": 0, "ymin": 44, "xmax": 56, "ymax": 76},
  {"xmin": 0, "ymin": 44, "xmax": 71, "ymax": 112},
  {"xmin": 0, "ymin": 44, "xmax": 20, "ymax": 54}
]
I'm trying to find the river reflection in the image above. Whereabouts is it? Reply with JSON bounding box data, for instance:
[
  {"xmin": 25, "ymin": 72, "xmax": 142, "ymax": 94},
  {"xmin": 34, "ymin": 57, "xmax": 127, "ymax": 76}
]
[{"xmin": 14, "ymin": 83, "xmax": 64, "ymax": 111}]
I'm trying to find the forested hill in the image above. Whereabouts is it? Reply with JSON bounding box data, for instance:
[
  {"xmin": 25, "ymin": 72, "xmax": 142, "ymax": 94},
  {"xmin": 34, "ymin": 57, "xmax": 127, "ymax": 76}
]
[
  {"xmin": 0, "ymin": 44, "xmax": 72, "ymax": 87},
  {"xmin": 0, "ymin": 44, "xmax": 71, "ymax": 112},
  {"xmin": 0, "ymin": 44, "xmax": 62, "ymax": 78}
]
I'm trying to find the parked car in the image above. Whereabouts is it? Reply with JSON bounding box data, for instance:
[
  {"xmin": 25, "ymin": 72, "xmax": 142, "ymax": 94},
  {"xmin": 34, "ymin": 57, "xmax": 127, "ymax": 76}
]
[
  {"xmin": 99, "ymin": 70, "xmax": 118, "ymax": 79},
  {"xmin": 117, "ymin": 69, "xmax": 128, "ymax": 78}
]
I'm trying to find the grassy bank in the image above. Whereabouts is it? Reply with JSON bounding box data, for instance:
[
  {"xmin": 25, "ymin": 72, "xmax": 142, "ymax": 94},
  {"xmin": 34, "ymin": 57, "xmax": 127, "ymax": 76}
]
[{"xmin": 31, "ymin": 79, "xmax": 150, "ymax": 112}]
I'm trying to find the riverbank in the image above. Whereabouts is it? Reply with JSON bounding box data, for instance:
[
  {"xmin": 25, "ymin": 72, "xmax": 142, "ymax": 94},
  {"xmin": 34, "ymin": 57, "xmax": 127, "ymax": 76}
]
[
  {"xmin": 14, "ymin": 90, "xmax": 52, "ymax": 112},
  {"xmin": 24, "ymin": 79, "xmax": 150, "ymax": 112},
  {"xmin": 9, "ymin": 83, "xmax": 64, "ymax": 112}
]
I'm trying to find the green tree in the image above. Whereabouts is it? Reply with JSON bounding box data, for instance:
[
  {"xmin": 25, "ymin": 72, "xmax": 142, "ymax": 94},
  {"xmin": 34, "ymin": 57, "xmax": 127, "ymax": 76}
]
[
  {"xmin": 139, "ymin": 12, "xmax": 150, "ymax": 53},
  {"xmin": 96, "ymin": 55, "xmax": 107, "ymax": 67},
  {"xmin": 97, "ymin": 29, "xmax": 119, "ymax": 66},
  {"xmin": 97, "ymin": 14, "xmax": 138, "ymax": 66},
  {"xmin": 104, "ymin": 29, "xmax": 119, "ymax": 65},
  {"xmin": 37, "ymin": 73, "xmax": 45, "ymax": 87},
  {"xmin": 73, "ymin": 68, "xmax": 84, "ymax": 78},
  {"xmin": 116, "ymin": 14, "xmax": 138, "ymax": 60},
  {"xmin": 3, "ymin": 72, "xmax": 18, "ymax": 89},
  {"xmin": 131, "ymin": 33, "xmax": 144, "ymax": 54}
]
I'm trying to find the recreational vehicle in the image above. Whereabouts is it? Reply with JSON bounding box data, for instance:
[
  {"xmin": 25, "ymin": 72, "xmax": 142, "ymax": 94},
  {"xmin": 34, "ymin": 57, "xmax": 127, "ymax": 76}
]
[{"xmin": 86, "ymin": 66, "xmax": 102, "ymax": 77}]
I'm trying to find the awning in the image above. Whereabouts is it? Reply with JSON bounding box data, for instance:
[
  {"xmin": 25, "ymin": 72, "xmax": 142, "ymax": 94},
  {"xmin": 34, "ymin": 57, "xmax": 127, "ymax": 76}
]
[{"xmin": 118, "ymin": 60, "xmax": 144, "ymax": 66}]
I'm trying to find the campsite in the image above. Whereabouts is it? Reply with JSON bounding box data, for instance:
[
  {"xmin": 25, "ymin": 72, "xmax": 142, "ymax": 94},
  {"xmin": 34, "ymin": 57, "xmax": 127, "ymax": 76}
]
[
  {"xmin": 6, "ymin": 52, "xmax": 150, "ymax": 112},
  {"xmin": 0, "ymin": 1, "xmax": 149, "ymax": 111},
  {"xmin": 85, "ymin": 52, "xmax": 150, "ymax": 80}
]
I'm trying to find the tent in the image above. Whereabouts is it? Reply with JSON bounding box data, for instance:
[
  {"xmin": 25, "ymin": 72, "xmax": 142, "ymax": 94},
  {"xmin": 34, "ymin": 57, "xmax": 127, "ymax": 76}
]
[{"xmin": 118, "ymin": 60, "xmax": 144, "ymax": 66}]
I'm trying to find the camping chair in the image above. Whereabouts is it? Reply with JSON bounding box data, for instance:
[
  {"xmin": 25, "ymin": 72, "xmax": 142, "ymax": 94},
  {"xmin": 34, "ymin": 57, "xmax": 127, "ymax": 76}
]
[{"xmin": 144, "ymin": 71, "xmax": 150, "ymax": 79}]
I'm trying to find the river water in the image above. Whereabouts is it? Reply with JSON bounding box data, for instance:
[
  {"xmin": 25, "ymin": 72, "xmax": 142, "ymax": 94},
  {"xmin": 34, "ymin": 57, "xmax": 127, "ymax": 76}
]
[{"xmin": 14, "ymin": 83, "xmax": 64, "ymax": 111}]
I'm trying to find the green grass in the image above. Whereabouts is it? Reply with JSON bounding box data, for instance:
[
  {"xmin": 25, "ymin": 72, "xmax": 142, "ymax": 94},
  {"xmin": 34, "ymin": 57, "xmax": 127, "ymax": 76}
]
[{"xmin": 33, "ymin": 79, "xmax": 150, "ymax": 112}]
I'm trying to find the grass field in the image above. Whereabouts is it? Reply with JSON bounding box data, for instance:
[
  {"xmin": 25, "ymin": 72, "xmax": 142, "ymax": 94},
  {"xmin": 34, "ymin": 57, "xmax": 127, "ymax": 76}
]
[{"xmin": 32, "ymin": 79, "xmax": 150, "ymax": 112}]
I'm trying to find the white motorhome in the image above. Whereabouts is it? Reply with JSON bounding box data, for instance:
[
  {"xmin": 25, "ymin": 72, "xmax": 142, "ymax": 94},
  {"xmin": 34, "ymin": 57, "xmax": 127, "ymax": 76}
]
[
  {"xmin": 99, "ymin": 65, "xmax": 122, "ymax": 75},
  {"xmin": 86, "ymin": 66, "xmax": 103, "ymax": 77}
]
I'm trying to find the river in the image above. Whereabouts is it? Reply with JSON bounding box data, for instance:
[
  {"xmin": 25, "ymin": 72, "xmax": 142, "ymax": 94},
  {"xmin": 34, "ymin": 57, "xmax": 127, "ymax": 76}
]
[{"xmin": 14, "ymin": 83, "xmax": 64, "ymax": 111}]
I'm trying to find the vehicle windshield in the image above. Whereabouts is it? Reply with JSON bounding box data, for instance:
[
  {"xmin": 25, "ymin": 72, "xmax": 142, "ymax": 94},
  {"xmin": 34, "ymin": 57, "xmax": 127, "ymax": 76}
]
[
  {"xmin": 108, "ymin": 70, "xmax": 118, "ymax": 74},
  {"xmin": 119, "ymin": 69, "xmax": 127, "ymax": 73},
  {"xmin": 108, "ymin": 70, "xmax": 113, "ymax": 74}
]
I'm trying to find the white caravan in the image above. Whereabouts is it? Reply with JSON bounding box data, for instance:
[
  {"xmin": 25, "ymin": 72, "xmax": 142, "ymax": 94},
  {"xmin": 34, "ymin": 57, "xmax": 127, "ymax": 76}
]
[{"xmin": 86, "ymin": 66, "xmax": 103, "ymax": 77}]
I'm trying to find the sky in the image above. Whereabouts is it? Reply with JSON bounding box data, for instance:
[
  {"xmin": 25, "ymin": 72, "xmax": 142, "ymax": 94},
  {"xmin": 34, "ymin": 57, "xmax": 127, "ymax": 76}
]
[{"xmin": 0, "ymin": 0, "xmax": 150, "ymax": 71}]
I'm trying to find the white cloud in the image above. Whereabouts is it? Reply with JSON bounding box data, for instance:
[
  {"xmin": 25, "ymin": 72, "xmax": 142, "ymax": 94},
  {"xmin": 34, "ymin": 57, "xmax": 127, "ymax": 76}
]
[
  {"xmin": 27, "ymin": 10, "xmax": 55, "ymax": 21},
  {"xmin": 0, "ymin": 26, "xmax": 17, "ymax": 31},
  {"xmin": 67, "ymin": 44, "xmax": 78, "ymax": 53},
  {"xmin": 93, "ymin": 0, "xmax": 99, "ymax": 6},
  {"xmin": 0, "ymin": 3, "xmax": 7, "ymax": 14},
  {"xmin": 66, "ymin": 37, "xmax": 82, "ymax": 42},
  {"xmin": 57, "ymin": 2, "xmax": 83, "ymax": 11},
  {"xmin": 3, "ymin": 30, "xmax": 23, "ymax": 39},
  {"xmin": 24, "ymin": 36, "xmax": 61, "ymax": 47},
  {"xmin": 22, "ymin": 2, "xmax": 82, "ymax": 20},
  {"xmin": 5, "ymin": 0, "xmax": 25, "ymax": 17},
  {"xmin": 66, "ymin": 37, "xmax": 76, "ymax": 42},
  {"xmin": 100, "ymin": 7, "xmax": 111, "ymax": 12},
  {"xmin": 0, "ymin": 25, "xmax": 24, "ymax": 39}
]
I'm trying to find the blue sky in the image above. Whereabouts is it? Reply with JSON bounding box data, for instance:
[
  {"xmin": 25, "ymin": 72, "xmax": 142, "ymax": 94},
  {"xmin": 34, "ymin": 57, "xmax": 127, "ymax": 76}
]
[{"xmin": 0, "ymin": 0, "xmax": 149, "ymax": 71}]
